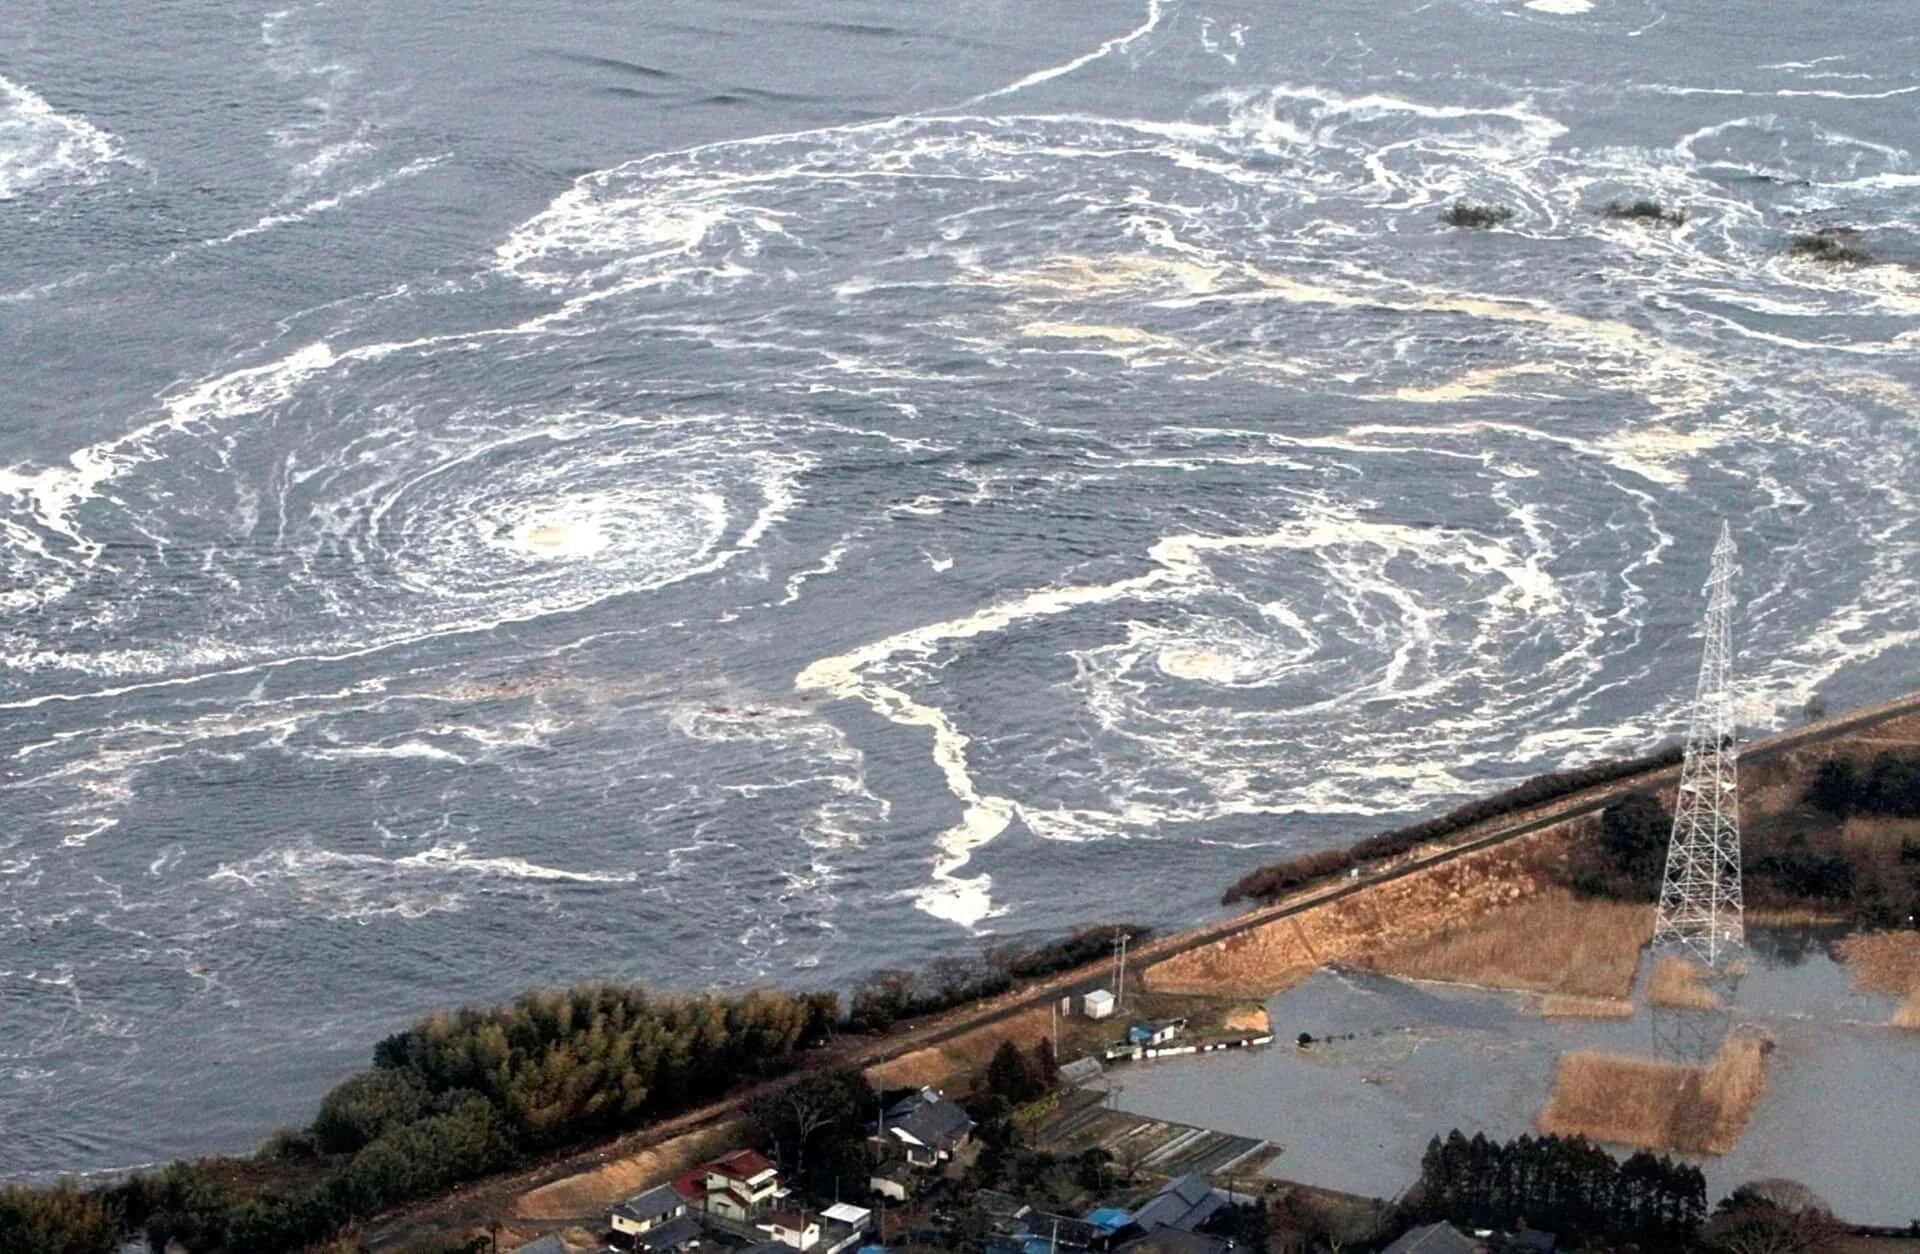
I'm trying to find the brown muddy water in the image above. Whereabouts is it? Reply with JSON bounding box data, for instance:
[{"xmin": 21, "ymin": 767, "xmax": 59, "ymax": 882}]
[{"xmin": 1109, "ymin": 928, "xmax": 1920, "ymax": 1223}]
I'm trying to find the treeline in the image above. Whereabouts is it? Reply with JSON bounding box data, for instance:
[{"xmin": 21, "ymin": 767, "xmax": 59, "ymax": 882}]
[
  {"xmin": 14, "ymin": 986, "xmax": 839, "ymax": 1254},
  {"xmin": 1562, "ymin": 749, "xmax": 1920, "ymax": 928},
  {"xmin": 1224, "ymin": 746, "xmax": 1682, "ymax": 905},
  {"xmin": 1411, "ymin": 1130, "xmax": 1705, "ymax": 1246},
  {"xmin": 847, "ymin": 924, "xmax": 1150, "ymax": 1032},
  {"xmin": 1808, "ymin": 751, "xmax": 1920, "ymax": 819}
]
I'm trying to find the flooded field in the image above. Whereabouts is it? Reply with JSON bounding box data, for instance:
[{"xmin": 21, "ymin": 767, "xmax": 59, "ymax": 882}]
[{"xmin": 1109, "ymin": 928, "xmax": 1920, "ymax": 1223}]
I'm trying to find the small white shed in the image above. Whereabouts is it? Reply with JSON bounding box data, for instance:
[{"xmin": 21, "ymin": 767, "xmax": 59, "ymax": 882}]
[{"xmin": 1083, "ymin": 988, "xmax": 1116, "ymax": 1020}]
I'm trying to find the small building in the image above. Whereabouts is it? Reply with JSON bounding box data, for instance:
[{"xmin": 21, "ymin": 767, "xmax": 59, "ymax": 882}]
[
  {"xmin": 1058, "ymin": 1056, "xmax": 1105, "ymax": 1087},
  {"xmin": 757, "ymin": 1210, "xmax": 823, "ymax": 1251},
  {"xmin": 1129, "ymin": 1174, "xmax": 1223, "ymax": 1235},
  {"xmin": 1083, "ymin": 989, "xmax": 1116, "ymax": 1020},
  {"xmin": 1084, "ymin": 1207, "xmax": 1133, "ymax": 1237},
  {"xmin": 822, "ymin": 1203, "xmax": 873, "ymax": 1233},
  {"xmin": 868, "ymin": 1161, "xmax": 912, "ymax": 1202},
  {"xmin": 1127, "ymin": 1019, "xmax": 1186, "ymax": 1048},
  {"xmin": 611, "ymin": 1183, "xmax": 692, "ymax": 1242},
  {"xmin": 1381, "ymin": 1222, "xmax": 1487, "ymax": 1254},
  {"xmin": 878, "ymin": 1088, "xmax": 975, "ymax": 1167}
]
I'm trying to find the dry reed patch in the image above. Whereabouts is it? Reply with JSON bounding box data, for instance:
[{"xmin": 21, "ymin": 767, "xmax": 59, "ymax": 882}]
[
  {"xmin": 1538, "ymin": 1035, "xmax": 1768, "ymax": 1155},
  {"xmin": 1836, "ymin": 930, "xmax": 1920, "ymax": 1002},
  {"xmin": 1369, "ymin": 888, "xmax": 1651, "ymax": 1000},
  {"xmin": 1222, "ymin": 1005, "xmax": 1272, "ymax": 1033},
  {"xmin": 514, "ymin": 1119, "xmax": 743, "ymax": 1219},
  {"xmin": 1895, "ymin": 994, "xmax": 1920, "ymax": 1030},
  {"xmin": 865, "ymin": 1046, "xmax": 958, "ymax": 1092},
  {"xmin": 1648, "ymin": 956, "xmax": 1721, "ymax": 1010},
  {"xmin": 1539, "ymin": 995, "xmax": 1634, "ymax": 1019}
]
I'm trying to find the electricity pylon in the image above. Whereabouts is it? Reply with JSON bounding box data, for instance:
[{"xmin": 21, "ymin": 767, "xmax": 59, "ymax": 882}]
[{"xmin": 1652, "ymin": 522, "xmax": 1744, "ymax": 969}]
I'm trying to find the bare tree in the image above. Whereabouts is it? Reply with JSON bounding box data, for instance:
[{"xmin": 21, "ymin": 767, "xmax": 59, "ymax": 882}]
[{"xmin": 1706, "ymin": 1179, "xmax": 1844, "ymax": 1254}]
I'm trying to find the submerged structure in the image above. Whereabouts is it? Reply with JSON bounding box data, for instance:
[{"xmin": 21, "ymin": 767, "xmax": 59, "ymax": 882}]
[{"xmin": 1652, "ymin": 522, "xmax": 1745, "ymax": 969}]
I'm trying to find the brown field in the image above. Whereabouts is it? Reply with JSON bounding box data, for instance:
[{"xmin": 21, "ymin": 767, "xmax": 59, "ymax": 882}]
[
  {"xmin": 513, "ymin": 1119, "xmax": 743, "ymax": 1220},
  {"xmin": 1537, "ymin": 1034, "xmax": 1769, "ymax": 1155},
  {"xmin": 865, "ymin": 1005, "xmax": 1057, "ymax": 1092},
  {"xmin": 1836, "ymin": 931, "xmax": 1920, "ymax": 1029},
  {"xmin": 1143, "ymin": 830, "xmax": 1577, "ymax": 997},
  {"xmin": 1836, "ymin": 930, "xmax": 1920, "ymax": 999},
  {"xmin": 1648, "ymin": 956, "xmax": 1721, "ymax": 1010},
  {"xmin": 1540, "ymin": 995, "xmax": 1635, "ymax": 1019},
  {"xmin": 1369, "ymin": 887, "xmax": 1651, "ymax": 1000}
]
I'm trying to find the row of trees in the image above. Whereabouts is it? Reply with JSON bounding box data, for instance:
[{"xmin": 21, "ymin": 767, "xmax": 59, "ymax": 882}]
[
  {"xmin": 1412, "ymin": 1131, "xmax": 1706, "ymax": 1244},
  {"xmin": 1224, "ymin": 746, "xmax": 1683, "ymax": 905},
  {"xmin": 1808, "ymin": 752, "xmax": 1920, "ymax": 819}
]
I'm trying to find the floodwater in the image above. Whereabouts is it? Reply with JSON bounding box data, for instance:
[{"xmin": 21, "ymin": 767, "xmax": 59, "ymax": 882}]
[{"xmin": 1109, "ymin": 928, "xmax": 1920, "ymax": 1222}]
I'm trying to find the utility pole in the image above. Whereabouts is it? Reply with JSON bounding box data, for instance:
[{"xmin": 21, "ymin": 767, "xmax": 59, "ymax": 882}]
[
  {"xmin": 1112, "ymin": 930, "xmax": 1130, "ymax": 1010},
  {"xmin": 1653, "ymin": 521, "xmax": 1746, "ymax": 970}
]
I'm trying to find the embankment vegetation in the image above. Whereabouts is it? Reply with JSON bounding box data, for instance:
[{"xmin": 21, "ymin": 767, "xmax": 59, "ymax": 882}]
[
  {"xmin": 1410, "ymin": 1130, "xmax": 1706, "ymax": 1246},
  {"xmin": 6, "ymin": 921, "xmax": 1145, "ymax": 1254},
  {"xmin": 1223, "ymin": 745, "xmax": 1682, "ymax": 906}
]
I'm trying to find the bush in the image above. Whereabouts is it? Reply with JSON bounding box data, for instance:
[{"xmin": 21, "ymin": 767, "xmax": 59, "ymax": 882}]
[
  {"xmin": 1442, "ymin": 201, "xmax": 1515, "ymax": 228},
  {"xmin": 1602, "ymin": 198, "xmax": 1686, "ymax": 226},
  {"xmin": 0, "ymin": 1183, "xmax": 121, "ymax": 1254},
  {"xmin": 1789, "ymin": 230, "xmax": 1870, "ymax": 264},
  {"xmin": 1564, "ymin": 792, "xmax": 1670, "ymax": 901},
  {"xmin": 312, "ymin": 1070, "xmax": 427, "ymax": 1155}
]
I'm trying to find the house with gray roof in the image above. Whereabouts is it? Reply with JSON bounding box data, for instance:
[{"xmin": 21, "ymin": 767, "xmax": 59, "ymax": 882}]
[
  {"xmin": 1129, "ymin": 1174, "xmax": 1224, "ymax": 1235},
  {"xmin": 1381, "ymin": 1222, "xmax": 1486, "ymax": 1254},
  {"xmin": 878, "ymin": 1087, "xmax": 974, "ymax": 1167}
]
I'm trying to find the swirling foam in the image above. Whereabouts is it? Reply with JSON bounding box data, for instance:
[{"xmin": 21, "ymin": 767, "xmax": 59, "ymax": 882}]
[{"xmin": 0, "ymin": 74, "xmax": 123, "ymax": 201}]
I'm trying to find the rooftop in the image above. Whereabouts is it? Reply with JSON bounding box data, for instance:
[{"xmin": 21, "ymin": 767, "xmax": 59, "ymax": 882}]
[{"xmin": 1382, "ymin": 1222, "xmax": 1487, "ymax": 1254}]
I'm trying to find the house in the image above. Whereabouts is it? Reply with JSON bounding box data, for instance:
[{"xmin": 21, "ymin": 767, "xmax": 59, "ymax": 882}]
[
  {"xmin": 756, "ymin": 1209, "xmax": 822, "ymax": 1251},
  {"xmin": 1129, "ymin": 1174, "xmax": 1223, "ymax": 1234},
  {"xmin": 1127, "ymin": 1019, "xmax": 1186, "ymax": 1048},
  {"xmin": 1083, "ymin": 990, "xmax": 1116, "ymax": 1020},
  {"xmin": 630, "ymin": 1216, "xmax": 703, "ymax": 1253},
  {"xmin": 1058, "ymin": 1057, "xmax": 1105, "ymax": 1087},
  {"xmin": 878, "ymin": 1088, "xmax": 975, "ymax": 1167},
  {"xmin": 692, "ymin": 1148, "xmax": 787, "ymax": 1221},
  {"xmin": 1084, "ymin": 1207, "xmax": 1133, "ymax": 1237},
  {"xmin": 611, "ymin": 1183, "xmax": 692, "ymax": 1242},
  {"xmin": 1381, "ymin": 1222, "xmax": 1486, "ymax": 1254},
  {"xmin": 1114, "ymin": 1232, "xmax": 1231, "ymax": 1254}
]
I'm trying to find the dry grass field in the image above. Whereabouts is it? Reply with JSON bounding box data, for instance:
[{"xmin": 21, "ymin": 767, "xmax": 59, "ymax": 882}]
[
  {"xmin": 1537, "ymin": 1034, "xmax": 1769, "ymax": 1155},
  {"xmin": 1143, "ymin": 830, "xmax": 1583, "ymax": 996},
  {"xmin": 1647, "ymin": 955, "xmax": 1721, "ymax": 1010},
  {"xmin": 1369, "ymin": 887, "xmax": 1651, "ymax": 1000},
  {"xmin": 513, "ymin": 1118, "xmax": 744, "ymax": 1219}
]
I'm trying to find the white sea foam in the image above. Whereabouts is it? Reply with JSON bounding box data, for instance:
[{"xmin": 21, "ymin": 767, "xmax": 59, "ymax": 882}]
[{"xmin": 0, "ymin": 73, "xmax": 123, "ymax": 200}]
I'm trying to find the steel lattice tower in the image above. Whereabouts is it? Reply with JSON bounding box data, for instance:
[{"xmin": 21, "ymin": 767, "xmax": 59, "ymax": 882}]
[{"xmin": 1653, "ymin": 522, "xmax": 1744, "ymax": 968}]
